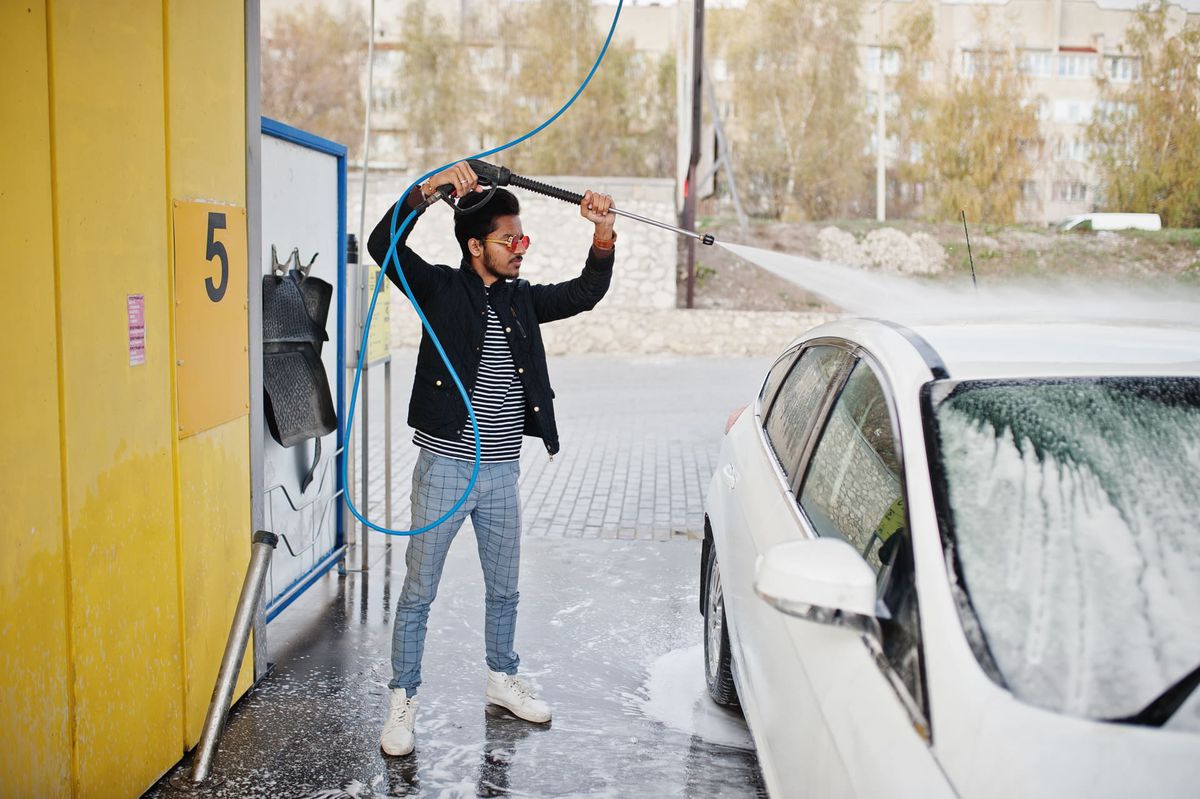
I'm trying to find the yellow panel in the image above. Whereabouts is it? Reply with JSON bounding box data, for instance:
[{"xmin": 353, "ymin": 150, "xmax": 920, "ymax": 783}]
[
  {"xmin": 172, "ymin": 201, "xmax": 249, "ymax": 437},
  {"xmin": 177, "ymin": 426, "xmax": 254, "ymax": 745},
  {"xmin": 0, "ymin": 3, "xmax": 73, "ymax": 796},
  {"xmin": 367, "ymin": 265, "xmax": 392, "ymax": 363},
  {"xmin": 166, "ymin": 0, "xmax": 246, "ymax": 205},
  {"xmin": 50, "ymin": 2, "xmax": 183, "ymax": 795},
  {"xmin": 165, "ymin": 0, "xmax": 254, "ymax": 747}
]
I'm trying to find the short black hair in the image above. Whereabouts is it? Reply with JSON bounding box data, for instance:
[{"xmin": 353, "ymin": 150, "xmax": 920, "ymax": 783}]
[{"xmin": 454, "ymin": 188, "xmax": 521, "ymax": 262}]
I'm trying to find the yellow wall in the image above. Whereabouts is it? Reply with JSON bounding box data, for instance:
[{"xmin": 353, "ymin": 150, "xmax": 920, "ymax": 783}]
[
  {"xmin": 51, "ymin": 3, "xmax": 181, "ymax": 793},
  {"xmin": 0, "ymin": 3, "xmax": 73, "ymax": 796},
  {"xmin": 0, "ymin": 1, "xmax": 252, "ymax": 795}
]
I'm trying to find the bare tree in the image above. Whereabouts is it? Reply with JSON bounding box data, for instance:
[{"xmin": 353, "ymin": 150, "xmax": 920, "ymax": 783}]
[
  {"xmin": 491, "ymin": 0, "xmax": 676, "ymax": 177},
  {"xmin": 1087, "ymin": 1, "xmax": 1200, "ymax": 228},
  {"xmin": 715, "ymin": 0, "xmax": 868, "ymax": 220},
  {"xmin": 921, "ymin": 17, "xmax": 1040, "ymax": 224},
  {"xmin": 886, "ymin": 1, "xmax": 938, "ymax": 215},
  {"xmin": 261, "ymin": 3, "xmax": 367, "ymax": 157},
  {"xmin": 388, "ymin": 3, "xmax": 474, "ymax": 169}
]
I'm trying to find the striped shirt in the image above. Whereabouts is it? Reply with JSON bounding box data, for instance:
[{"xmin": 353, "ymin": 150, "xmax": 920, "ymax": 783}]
[{"xmin": 414, "ymin": 299, "xmax": 525, "ymax": 462}]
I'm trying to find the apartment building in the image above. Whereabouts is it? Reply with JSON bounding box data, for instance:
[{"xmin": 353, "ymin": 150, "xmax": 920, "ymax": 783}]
[
  {"xmin": 263, "ymin": 0, "xmax": 1197, "ymax": 224},
  {"xmin": 849, "ymin": 0, "xmax": 1199, "ymax": 224},
  {"xmin": 261, "ymin": 0, "xmax": 676, "ymax": 169}
]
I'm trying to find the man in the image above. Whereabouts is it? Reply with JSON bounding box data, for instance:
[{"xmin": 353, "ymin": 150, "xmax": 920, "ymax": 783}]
[{"xmin": 366, "ymin": 161, "xmax": 616, "ymax": 757}]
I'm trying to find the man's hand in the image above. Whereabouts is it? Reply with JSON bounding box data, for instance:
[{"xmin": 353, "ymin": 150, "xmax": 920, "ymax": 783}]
[
  {"xmin": 426, "ymin": 162, "xmax": 481, "ymax": 199},
  {"xmin": 581, "ymin": 190, "xmax": 616, "ymax": 242}
]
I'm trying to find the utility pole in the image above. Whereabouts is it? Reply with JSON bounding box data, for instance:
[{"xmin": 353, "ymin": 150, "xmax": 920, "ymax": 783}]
[
  {"xmin": 682, "ymin": 0, "xmax": 705, "ymax": 309},
  {"xmin": 875, "ymin": 2, "xmax": 886, "ymax": 222},
  {"xmin": 876, "ymin": 68, "xmax": 886, "ymax": 222}
]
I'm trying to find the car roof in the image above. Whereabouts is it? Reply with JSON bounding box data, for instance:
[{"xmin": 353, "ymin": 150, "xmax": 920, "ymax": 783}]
[{"xmin": 813, "ymin": 319, "xmax": 1200, "ymax": 380}]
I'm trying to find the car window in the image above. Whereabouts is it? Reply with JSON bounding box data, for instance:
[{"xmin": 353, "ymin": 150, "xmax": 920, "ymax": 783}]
[
  {"xmin": 930, "ymin": 376, "xmax": 1200, "ymax": 726},
  {"xmin": 762, "ymin": 345, "xmax": 845, "ymax": 481},
  {"xmin": 799, "ymin": 361, "xmax": 902, "ymax": 558},
  {"xmin": 758, "ymin": 346, "xmax": 799, "ymax": 415},
  {"xmin": 799, "ymin": 361, "xmax": 924, "ymax": 707}
]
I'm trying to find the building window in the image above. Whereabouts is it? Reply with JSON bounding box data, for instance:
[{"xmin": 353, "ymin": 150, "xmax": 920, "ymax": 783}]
[
  {"xmin": 961, "ymin": 49, "xmax": 983, "ymax": 76},
  {"xmin": 1053, "ymin": 182, "xmax": 1089, "ymax": 202},
  {"xmin": 1096, "ymin": 100, "xmax": 1136, "ymax": 121},
  {"xmin": 866, "ymin": 90, "xmax": 900, "ymax": 115},
  {"xmin": 1058, "ymin": 51, "xmax": 1096, "ymax": 79},
  {"xmin": 1105, "ymin": 55, "xmax": 1140, "ymax": 82},
  {"xmin": 1054, "ymin": 99, "xmax": 1095, "ymax": 123},
  {"xmin": 1021, "ymin": 181, "xmax": 1040, "ymax": 201},
  {"xmin": 371, "ymin": 85, "xmax": 398, "ymax": 110},
  {"xmin": 866, "ymin": 46, "xmax": 901, "ymax": 75},
  {"xmin": 865, "ymin": 131, "xmax": 900, "ymax": 158},
  {"xmin": 1053, "ymin": 138, "xmax": 1087, "ymax": 161},
  {"xmin": 1022, "ymin": 97, "xmax": 1050, "ymax": 121},
  {"xmin": 961, "ymin": 49, "xmax": 1007, "ymax": 77},
  {"xmin": 1019, "ymin": 49, "xmax": 1053, "ymax": 77}
]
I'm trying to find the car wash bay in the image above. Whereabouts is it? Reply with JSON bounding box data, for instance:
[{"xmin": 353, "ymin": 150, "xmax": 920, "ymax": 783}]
[{"xmin": 147, "ymin": 353, "xmax": 770, "ymax": 798}]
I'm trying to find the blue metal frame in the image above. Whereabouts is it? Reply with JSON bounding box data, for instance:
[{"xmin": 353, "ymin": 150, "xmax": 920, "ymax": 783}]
[
  {"xmin": 264, "ymin": 544, "xmax": 346, "ymax": 623},
  {"xmin": 260, "ymin": 116, "xmax": 348, "ymax": 621}
]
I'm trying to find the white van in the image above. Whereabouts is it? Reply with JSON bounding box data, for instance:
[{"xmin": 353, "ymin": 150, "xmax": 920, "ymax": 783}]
[{"xmin": 1058, "ymin": 212, "xmax": 1162, "ymax": 231}]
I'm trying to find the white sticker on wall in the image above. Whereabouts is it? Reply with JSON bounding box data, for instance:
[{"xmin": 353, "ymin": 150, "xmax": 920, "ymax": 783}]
[{"xmin": 127, "ymin": 294, "xmax": 145, "ymax": 366}]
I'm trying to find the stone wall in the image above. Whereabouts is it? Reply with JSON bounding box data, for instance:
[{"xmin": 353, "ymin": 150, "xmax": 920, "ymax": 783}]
[
  {"xmin": 387, "ymin": 304, "xmax": 833, "ymax": 357},
  {"xmin": 350, "ymin": 170, "xmax": 833, "ymax": 356}
]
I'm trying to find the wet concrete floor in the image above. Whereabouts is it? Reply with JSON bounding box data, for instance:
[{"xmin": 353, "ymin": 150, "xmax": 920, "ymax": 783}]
[
  {"xmin": 147, "ymin": 353, "xmax": 771, "ymax": 797},
  {"xmin": 147, "ymin": 533, "xmax": 765, "ymax": 798}
]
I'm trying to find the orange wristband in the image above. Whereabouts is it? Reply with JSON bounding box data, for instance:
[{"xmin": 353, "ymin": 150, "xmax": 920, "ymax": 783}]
[{"xmin": 592, "ymin": 232, "xmax": 617, "ymax": 251}]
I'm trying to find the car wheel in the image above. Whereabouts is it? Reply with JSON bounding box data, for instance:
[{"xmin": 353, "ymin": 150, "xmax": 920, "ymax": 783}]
[{"xmin": 703, "ymin": 546, "xmax": 739, "ymax": 706}]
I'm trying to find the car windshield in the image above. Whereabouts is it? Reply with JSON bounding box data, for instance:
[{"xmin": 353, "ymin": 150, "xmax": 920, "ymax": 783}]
[{"xmin": 929, "ymin": 377, "xmax": 1200, "ymax": 730}]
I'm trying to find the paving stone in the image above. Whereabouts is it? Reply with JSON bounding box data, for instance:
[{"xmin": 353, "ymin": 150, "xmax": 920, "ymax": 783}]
[{"xmin": 350, "ymin": 350, "xmax": 774, "ymax": 543}]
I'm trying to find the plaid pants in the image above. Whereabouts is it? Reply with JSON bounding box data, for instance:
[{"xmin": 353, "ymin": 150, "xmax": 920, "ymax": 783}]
[{"xmin": 389, "ymin": 449, "xmax": 522, "ymax": 693}]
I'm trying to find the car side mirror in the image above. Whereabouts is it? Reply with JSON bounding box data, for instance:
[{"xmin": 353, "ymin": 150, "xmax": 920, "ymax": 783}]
[{"xmin": 754, "ymin": 538, "xmax": 880, "ymax": 634}]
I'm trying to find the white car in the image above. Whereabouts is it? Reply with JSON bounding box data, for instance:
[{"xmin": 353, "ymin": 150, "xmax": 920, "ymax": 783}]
[{"xmin": 702, "ymin": 318, "xmax": 1200, "ymax": 798}]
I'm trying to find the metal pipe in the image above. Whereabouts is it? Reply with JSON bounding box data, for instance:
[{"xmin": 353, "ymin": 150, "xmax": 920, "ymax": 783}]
[
  {"xmin": 361, "ymin": 364, "xmax": 370, "ymax": 571},
  {"xmin": 186, "ymin": 530, "xmax": 279, "ymax": 785},
  {"xmin": 464, "ymin": 162, "xmax": 716, "ymax": 246},
  {"xmin": 684, "ymin": 0, "xmax": 706, "ymax": 307},
  {"xmin": 610, "ymin": 206, "xmax": 714, "ymax": 245},
  {"xmin": 244, "ymin": 0, "xmax": 269, "ymax": 685}
]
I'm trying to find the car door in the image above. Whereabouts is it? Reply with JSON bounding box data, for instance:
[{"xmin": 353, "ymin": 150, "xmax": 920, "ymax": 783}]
[
  {"xmin": 783, "ymin": 356, "xmax": 954, "ymax": 797},
  {"xmin": 717, "ymin": 342, "xmax": 856, "ymax": 796}
]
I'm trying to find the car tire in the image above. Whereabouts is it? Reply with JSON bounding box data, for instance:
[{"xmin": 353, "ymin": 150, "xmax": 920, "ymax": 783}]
[{"xmin": 703, "ymin": 545, "xmax": 739, "ymax": 706}]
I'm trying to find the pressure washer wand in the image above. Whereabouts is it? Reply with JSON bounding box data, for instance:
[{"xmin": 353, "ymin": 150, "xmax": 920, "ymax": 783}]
[{"xmin": 467, "ymin": 159, "xmax": 716, "ymax": 246}]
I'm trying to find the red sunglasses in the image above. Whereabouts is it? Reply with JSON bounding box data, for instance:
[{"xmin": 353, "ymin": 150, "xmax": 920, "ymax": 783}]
[{"xmin": 482, "ymin": 233, "xmax": 531, "ymax": 252}]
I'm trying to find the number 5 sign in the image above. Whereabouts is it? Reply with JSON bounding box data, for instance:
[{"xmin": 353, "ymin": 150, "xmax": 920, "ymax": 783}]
[{"xmin": 172, "ymin": 200, "xmax": 249, "ymax": 437}]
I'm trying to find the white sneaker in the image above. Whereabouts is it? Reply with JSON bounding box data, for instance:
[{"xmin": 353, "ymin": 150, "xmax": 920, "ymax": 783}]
[
  {"xmin": 380, "ymin": 688, "xmax": 417, "ymax": 756},
  {"xmin": 485, "ymin": 670, "xmax": 552, "ymax": 723}
]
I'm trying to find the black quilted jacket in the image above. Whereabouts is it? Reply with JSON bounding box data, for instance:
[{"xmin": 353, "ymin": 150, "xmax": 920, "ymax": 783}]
[{"xmin": 367, "ymin": 189, "xmax": 613, "ymax": 456}]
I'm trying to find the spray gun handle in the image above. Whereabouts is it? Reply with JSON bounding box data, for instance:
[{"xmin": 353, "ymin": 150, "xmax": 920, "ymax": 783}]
[
  {"xmin": 467, "ymin": 159, "xmax": 511, "ymax": 188},
  {"xmin": 467, "ymin": 159, "xmax": 586, "ymax": 206},
  {"xmin": 509, "ymin": 174, "xmax": 585, "ymax": 206}
]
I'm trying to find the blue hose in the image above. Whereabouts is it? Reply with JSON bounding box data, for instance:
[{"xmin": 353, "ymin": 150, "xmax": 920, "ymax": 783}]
[{"xmin": 342, "ymin": 1, "xmax": 624, "ymax": 536}]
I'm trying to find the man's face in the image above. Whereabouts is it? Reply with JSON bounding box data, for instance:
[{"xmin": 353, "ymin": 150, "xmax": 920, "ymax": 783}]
[{"xmin": 475, "ymin": 215, "xmax": 528, "ymax": 284}]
